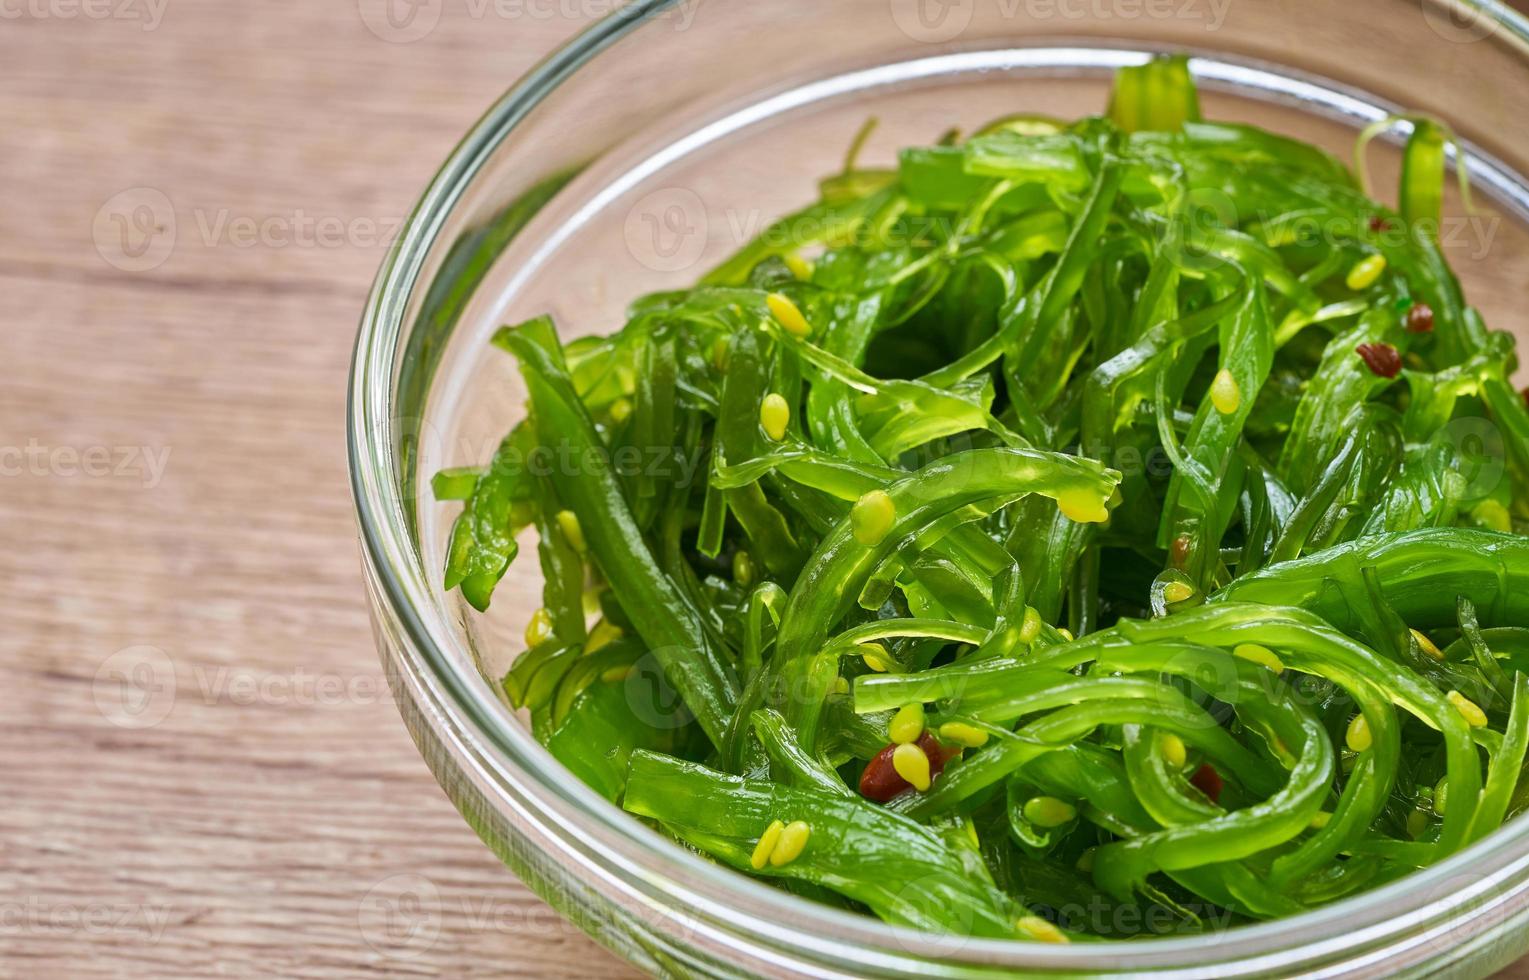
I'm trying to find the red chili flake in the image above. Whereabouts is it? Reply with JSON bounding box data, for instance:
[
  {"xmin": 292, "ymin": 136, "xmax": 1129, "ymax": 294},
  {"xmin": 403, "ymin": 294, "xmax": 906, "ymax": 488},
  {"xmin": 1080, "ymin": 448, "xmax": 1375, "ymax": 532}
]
[
  {"xmin": 1169, "ymin": 534, "xmax": 1192, "ymax": 570},
  {"xmin": 1189, "ymin": 763, "xmax": 1223, "ymax": 804},
  {"xmin": 1368, "ymin": 215, "xmax": 1390, "ymax": 232},
  {"xmin": 1356, "ymin": 342, "xmax": 1402, "ymax": 379},
  {"xmin": 858, "ymin": 732, "xmax": 958, "ymax": 803},
  {"xmin": 1404, "ymin": 302, "xmax": 1435, "ymax": 334}
]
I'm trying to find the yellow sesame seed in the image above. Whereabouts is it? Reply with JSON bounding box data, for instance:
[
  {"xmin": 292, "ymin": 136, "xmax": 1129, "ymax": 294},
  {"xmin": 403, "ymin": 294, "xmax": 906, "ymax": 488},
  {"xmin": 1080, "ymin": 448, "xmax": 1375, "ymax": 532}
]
[
  {"xmin": 1056, "ymin": 627, "xmax": 1075, "ymax": 642},
  {"xmin": 1407, "ymin": 808, "xmax": 1430, "ymax": 840},
  {"xmin": 892, "ymin": 742, "xmax": 932, "ymax": 791},
  {"xmin": 831, "ymin": 676, "xmax": 850, "ymax": 696},
  {"xmin": 1447, "ymin": 690, "xmax": 1488, "ymax": 728},
  {"xmin": 1346, "ymin": 713, "xmax": 1372, "ymax": 752},
  {"xmin": 599, "ymin": 665, "xmax": 633, "ymax": 683},
  {"xmin": 1345, "ymin": 254, "xmax": 1387, "ymax": 291},
  {"xmin": 850, "ymin": 489, "xmax": 897, "ymax": 546},
  {"xmin": 889, "ymin": 703, "xmax": 925, "ymax": 745},
  {"xmin": 1162, "ymin": 581, "xmax": 1196, "ymax": 604},
  {"xmin": 783, "ymin": 252, "xmax": 813, "ymax": 281},
  {"xmin": 760, "ymin": 393, "xmax": 790, "ymax": 441},
  {"xmin": 1233, "ymin": 643, "xmax": 1285, "ymax": 674},
  {"xmin": 860, "ymin": 643, "xmax": 891, "ymax": 673},
  {"xmin": 766, "ymin": 292, "xmax": 812, "ymax": 337},
  {"xmin": 1159, "ymin": 733, "xmax": 1187, "ymax": 769},
  {"xmin": 1056, "ymin": 487, "xmax": 1109, "ymax": 524},
  {"xmin": 1023, "ymin": 796, "xmax": 1077, "ymax": 828},
  {"xmin": 555, "ymin": 509, "xmax": 586, "ymax": 553},
  {"xmin": 585, "ymin": 620, "xmax": 623, "ymax": 654},
  {"xmin": 1210, "ymin": 369, "xmax": 1241, "ymax": 415},
  {"xmin": 1434, "ymin": 775, "xmax": 1449, "ymax": 816},
  {"xmin": 938, "ymin": 721, "xmax": 989, "ymax": 748},
  {"xmin": 609, "ymin": 397, "xmax": 633, "ymax": 424},
  {"xmin": 1472, "ymin": 499, "xmax": 1512, "ymax": 532},
  {"xmin": 524, "ymin": 608, "xmax": 554, "ymax": 648},
  {"xmin": 750, "ymin": 820, "xmax": 784, "ymax": 870},
  {"xmin": 1309, "ymin": 810, "xmax": 1332, "ymax": 831},
  {"xmin": 1018, "ymin": 607, "xmax": 1042, "ymax": 645},
  {"xmin": 1075, "ymin": 847, "xmax": 1096, "ymax": 873},
  {"xmin": 1016, "ymin": 915, "xmax": 1069, "ymax": 944},
  {"xmin": 1410, "ymin": 629, "xmax": 1443, "ymax": 661},
  {"xmin": 733, "ymin": 550, "xmax": 755, "ymax": 587},
  {"xmin": 770, "ymin": 820, "xmax": 811, "ymax": 866}
]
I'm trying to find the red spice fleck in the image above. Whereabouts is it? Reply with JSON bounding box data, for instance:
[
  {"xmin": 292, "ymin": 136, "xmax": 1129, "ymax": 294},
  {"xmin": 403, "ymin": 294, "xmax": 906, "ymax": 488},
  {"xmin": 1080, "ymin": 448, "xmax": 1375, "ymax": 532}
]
[
  {"xmin": 858, "ymin": 732, "xmax": 958, "ymax": 802},
  {"xmin": 1189, "ymin": 763, "xmax": 1223, "ymax": 804},
  {"xmin": 1356, "ymin": 342, "xmax": 1402, "ymax": 379},
  {"xmin": 1169, "ymin": 534, "xmax": 1192, "ymax": 569},
  {"xmin": 1404, "ymin": 302, "xmax": 1435, "ymax": 334},
  {"xmin": 1368, "ymin": 215, "xmax": 1390, "ymax": 232}
]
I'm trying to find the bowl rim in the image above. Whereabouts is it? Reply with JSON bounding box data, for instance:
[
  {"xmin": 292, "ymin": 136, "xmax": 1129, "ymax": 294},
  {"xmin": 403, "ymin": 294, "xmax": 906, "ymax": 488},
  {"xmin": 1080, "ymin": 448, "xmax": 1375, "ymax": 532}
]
[{"xmin": 348, "ymin": 0, "xmax": 1529, "ymax": 970}]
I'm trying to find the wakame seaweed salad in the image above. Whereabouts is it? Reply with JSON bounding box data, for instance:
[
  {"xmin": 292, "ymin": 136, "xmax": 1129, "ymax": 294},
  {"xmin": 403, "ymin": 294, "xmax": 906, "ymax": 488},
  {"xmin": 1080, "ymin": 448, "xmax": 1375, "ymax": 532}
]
[{"xmin": 434, "ymin": 57, "xmax": 1529, "ymax": 940}]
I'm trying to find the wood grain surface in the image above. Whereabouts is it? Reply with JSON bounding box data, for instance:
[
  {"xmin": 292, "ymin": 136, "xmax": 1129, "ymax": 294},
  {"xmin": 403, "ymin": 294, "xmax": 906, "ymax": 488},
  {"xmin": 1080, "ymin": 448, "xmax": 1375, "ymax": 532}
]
[{"xmin": 1, "ymin": 2, "xmax": 1527, "ymax": 978}]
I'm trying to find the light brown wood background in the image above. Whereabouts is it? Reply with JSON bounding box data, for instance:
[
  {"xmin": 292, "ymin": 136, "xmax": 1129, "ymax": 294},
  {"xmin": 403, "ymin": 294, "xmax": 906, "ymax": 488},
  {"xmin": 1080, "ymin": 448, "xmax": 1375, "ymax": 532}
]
[{"xmin": 2, "ymin": 1, "xmax": 1527, "ymax": 978}]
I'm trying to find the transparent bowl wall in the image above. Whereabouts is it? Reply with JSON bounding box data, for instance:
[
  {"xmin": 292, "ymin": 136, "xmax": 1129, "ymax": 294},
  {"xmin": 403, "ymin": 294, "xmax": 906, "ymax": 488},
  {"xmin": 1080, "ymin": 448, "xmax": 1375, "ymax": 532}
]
[{"xmin": 350, "ymin": 1, "xmax": 1529, "ymax": 975}]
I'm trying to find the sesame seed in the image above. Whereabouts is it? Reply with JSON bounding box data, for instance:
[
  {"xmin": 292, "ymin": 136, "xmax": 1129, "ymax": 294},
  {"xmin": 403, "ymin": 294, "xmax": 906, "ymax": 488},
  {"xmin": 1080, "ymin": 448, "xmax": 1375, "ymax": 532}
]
[
  {"xmin": 783, "ymin": 253, "xmax": 813, "ymax": 281},
  {"xmin": 1056, "ymin": 627, "xmax": 1075, "ymax": 642},
  {"xmin": 750, "ymin": 820, "xmax": 785, "ymax": 870},
  {"xmin": 888, "ymin": 703, "xmax": 925, "ymax": 745},
  {"xmin": 1016, "ymin": 915, "xmax": 1069, "ymax": 944},
  {"xmin": 1346, "ymin": 713, "xmax": 1372, "ymax": 752},
  {"xmin": 769, "ymin": 820, "xmax": 811, "ymax": 866},
  {"xmin": 760, "ymin": 393, "xmax": 790, "ymax": 441},
  {"xmin": 1309, "ymin": 811, "xmax": 1332, "ymax": 831},
  {"xmin": 1017, "ymin": 607, "xmax": 1042, "ymax": 645},
  {"xmin": 599, "ymin": 665, "xmax": 633, "ymax": 683},
  {"xmin": 1434, "ymin": 775, "xmax": 1449, "ymax": 816},
  {"xmin": 732, "ymin": 550, "xmax": 755, "ymax": 587},
  {"xmin": 891, "ymin": 742, "xmax": 932, "ymax": 791},
  {"xmin": 1345, "ymin": 254, "xmax": 1387, "ymax": 291},
  {"xmin": 859, "ymin": 643, "xmax": 891, "ymax": 673},
  {"xmin": 1056, "ymin": 487, "xmax": 1109, "ymax": 524},
  {"xmin": 524, "ymin": 608, "xmax": 554, "ymax": 648},
  {"xmin": 1159, "ymin": 733, "xmax": 1187, "ymax": 769},
  {"xmin": 1162, "ymin": 581, "xmax": 1195, "ymax": 604},
  {"xmin": 1410, "ymin": 628, "xmax": 1443, "ymax": 661},
  {"xmin": 1233, "ymin": 643, "xmax": 1285, "ymax": 674},
  {"xmin": 1023, "ymin": 796, "xmax": 1077, "ymax": 828},
  {"xmin": 1447, "ymin": 690, "xmax": 1488, "ymax": 728},
  {"xmin": 850, "ymin": 489, "xmax": 897, "ymax": 546},
  {"xmin": 831, "ymin": 676, "xmax": 850, "ymax": 696},
  {"xmin": 938, "ymin": 721, "xmax": 989, "ymax": 748},
  {"xmin": 609, "ymin": 397, "xmax": 633, "ymax": 423},
  {"xmin": 766, "ymin": 292, "xmax": 813, "ymax": 337},
  {"xmin": 1210, "ymin": 369, "xmax": 1241, "ymax": 415},
  {"xmin": 555, "ymin": 509, "xmax": 586, "ymax": 553}
]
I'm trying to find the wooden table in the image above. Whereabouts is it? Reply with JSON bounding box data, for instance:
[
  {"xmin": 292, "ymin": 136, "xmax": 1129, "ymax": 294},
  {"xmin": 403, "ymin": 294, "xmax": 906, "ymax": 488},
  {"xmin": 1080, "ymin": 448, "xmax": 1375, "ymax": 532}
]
[{"xmin": 1, "ymin": 2, "xmax": 1525, "ymax": 977}]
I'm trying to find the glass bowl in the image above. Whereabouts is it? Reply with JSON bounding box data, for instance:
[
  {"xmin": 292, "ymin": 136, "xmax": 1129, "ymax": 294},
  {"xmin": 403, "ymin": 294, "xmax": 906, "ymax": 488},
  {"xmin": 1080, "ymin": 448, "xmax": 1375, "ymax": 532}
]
[{"xmin": 349, "ymin": 1, "xmax": 1529, "ymax": 974}]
